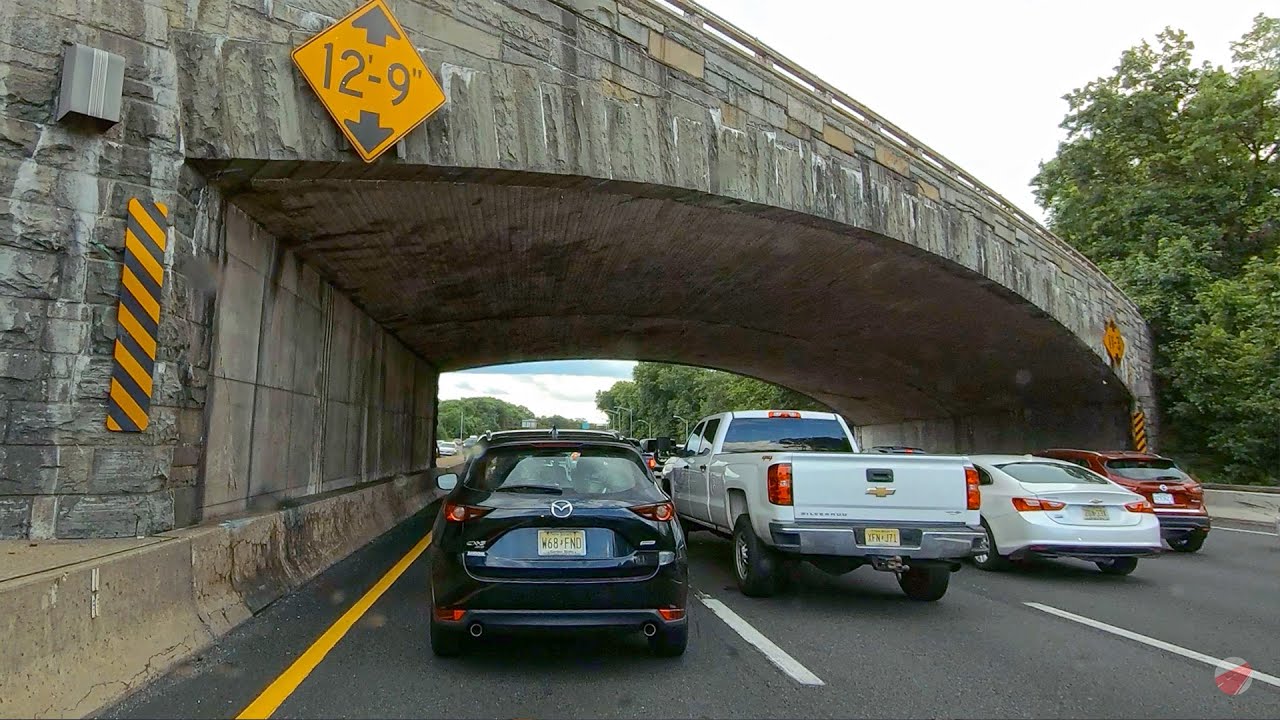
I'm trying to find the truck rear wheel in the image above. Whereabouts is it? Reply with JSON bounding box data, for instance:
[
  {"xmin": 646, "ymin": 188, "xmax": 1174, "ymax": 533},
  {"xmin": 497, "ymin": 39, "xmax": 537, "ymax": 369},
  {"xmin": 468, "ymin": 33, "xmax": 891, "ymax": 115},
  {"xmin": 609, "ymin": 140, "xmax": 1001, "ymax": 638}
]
[
  {"xmin": 897, "ymin": 565, "xmax": 949, "ymax": 601},
  {"xmin": 733, "ymin": 515, "xmax": 781, "ymax": 597}
]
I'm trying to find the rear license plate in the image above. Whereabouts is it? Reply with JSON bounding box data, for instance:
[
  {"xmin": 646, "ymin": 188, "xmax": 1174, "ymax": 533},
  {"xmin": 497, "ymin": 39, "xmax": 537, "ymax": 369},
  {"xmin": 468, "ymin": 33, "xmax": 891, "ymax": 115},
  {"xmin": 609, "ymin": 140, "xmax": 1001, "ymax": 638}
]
[
  {"xmin": 1083, "ymin": 506, "xmax": 1110, "ymax": 521},
  {"xmin": 1152, "ymin": 492, "xmax": 1175, "ymax": 505},
  {"xmin": 864, "ymin": 528, "xmax": 900, "ymax": 546},
  {"xmin": 537, "ymin": 529, "xmax": 586, "ymax": 556}
]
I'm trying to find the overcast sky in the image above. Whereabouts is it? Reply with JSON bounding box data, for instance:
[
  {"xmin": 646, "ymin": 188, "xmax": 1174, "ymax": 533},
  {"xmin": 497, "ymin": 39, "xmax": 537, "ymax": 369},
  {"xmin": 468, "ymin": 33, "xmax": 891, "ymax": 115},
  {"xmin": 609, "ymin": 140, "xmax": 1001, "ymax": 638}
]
[{"xmin": 443, "ymin": 1, "xmax": 1271, "ymax": 423}]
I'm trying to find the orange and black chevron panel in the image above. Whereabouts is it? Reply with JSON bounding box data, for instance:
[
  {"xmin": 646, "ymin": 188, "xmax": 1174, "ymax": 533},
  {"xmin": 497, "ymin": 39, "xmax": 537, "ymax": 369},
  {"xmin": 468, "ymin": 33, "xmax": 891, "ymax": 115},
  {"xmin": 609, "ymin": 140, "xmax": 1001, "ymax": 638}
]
[{"xmin": 106, "ymin": 198, "xmax": 168, "ymax": 432}]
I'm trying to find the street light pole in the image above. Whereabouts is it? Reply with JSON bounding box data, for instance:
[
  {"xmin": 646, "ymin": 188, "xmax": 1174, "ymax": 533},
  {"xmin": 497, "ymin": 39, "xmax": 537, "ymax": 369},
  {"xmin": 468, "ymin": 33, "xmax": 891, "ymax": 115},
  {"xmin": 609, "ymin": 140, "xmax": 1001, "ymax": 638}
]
[
  {"xmin": 635, "ymin": 419, "xmax": 651, "ymax": 437},
  {"xmin": 674, "ymin": 415, "xmax": 689, "ymax": 439},
  {"xmin": 605, "ymin": 409, "xmax": 620, "ymax": 430},
  {"xmin": 459, "ymin": 406, "xmax": 464, "ymax": 441},
  {"xmin": 616, "ymin": 406, "xmax": 633, "ymax": 437}
]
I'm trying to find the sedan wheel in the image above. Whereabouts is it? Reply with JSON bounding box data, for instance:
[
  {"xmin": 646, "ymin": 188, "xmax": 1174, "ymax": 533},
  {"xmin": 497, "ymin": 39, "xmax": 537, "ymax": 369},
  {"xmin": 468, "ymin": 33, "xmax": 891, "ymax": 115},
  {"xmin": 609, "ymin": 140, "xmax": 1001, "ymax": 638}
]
[
  {"xmin": 972, "ymin": 523, "xmax": 1010, "ymax": 571},
  {"xmin": 1096, "ymin": 557, "xmax": 1139, "ymax": 576},
  {"xmin": 1167, "ymin": 534, "xmax": 1205, "ymax": 553}
]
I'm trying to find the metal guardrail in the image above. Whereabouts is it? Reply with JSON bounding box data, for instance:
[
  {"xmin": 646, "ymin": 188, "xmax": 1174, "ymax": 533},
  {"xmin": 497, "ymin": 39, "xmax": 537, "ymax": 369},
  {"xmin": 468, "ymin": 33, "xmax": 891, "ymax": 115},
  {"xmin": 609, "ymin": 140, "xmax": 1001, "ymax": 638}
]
[{"xmin": 631, "ymin": 0, "xmax": 1136, "ymax": 310}]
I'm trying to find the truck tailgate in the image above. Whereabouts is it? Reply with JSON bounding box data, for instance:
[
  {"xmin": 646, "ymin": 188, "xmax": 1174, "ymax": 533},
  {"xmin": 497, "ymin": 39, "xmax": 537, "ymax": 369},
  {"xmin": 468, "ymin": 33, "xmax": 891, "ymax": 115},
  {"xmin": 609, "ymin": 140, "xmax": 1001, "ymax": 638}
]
[{"xmin": 789, "ymin": 454, "xmax": 971, "ymax": 523}]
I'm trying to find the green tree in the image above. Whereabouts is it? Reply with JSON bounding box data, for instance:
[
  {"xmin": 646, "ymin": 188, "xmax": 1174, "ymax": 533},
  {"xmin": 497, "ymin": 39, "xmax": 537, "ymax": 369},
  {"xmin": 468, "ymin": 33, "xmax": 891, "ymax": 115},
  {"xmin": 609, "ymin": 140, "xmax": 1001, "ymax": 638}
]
[
  {"xmin": 596, "ymin": 362, "xmax": 829, "ymax": 440},
  {"xmin": 1033, "ymin": 15, "xmax": 1280, "ymax": 481},
  {"xmin": 436, "ymin": 397, "xmax": 534, "ymax": 440}
]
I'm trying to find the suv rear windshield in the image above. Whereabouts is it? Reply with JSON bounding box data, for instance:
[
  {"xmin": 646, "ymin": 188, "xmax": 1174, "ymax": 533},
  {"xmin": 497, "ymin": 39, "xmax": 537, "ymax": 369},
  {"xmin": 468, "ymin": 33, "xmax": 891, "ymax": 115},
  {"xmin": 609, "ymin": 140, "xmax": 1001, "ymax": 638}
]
[
  {"xmin": 465, "ymin": 445, "xmax": 662, "ymax": 500},
  {"xmin": 996, "ymin": 462, "xmax": 1109, "ymax": 485},
  {"xmin": 720, "ymin": 418, "xmax": 853, "ymax": 454},
  {"xmin": 1105, "ymin": 458, "xmax": 1191, "ymax": 481}
]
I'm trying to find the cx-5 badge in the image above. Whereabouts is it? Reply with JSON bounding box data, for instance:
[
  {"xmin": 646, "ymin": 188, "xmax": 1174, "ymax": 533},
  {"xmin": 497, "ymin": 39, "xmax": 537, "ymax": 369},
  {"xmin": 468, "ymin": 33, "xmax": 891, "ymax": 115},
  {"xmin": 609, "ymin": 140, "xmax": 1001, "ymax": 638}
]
[{"xmin": 550, "ymin": 500, "xmax": 574, "ymax": 518}]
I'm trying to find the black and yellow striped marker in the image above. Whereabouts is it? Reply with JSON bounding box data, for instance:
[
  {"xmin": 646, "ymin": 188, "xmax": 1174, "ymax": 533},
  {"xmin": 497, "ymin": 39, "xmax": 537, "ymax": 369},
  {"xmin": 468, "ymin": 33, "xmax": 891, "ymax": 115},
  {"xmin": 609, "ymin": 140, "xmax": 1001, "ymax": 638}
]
[
  {"xmin": 106, "ymin": 198, "xmax": 168, "ymax": 432},
  {"xmin": 1131, "ymin": 408, "xmax": 1148, "ymax": 454}
]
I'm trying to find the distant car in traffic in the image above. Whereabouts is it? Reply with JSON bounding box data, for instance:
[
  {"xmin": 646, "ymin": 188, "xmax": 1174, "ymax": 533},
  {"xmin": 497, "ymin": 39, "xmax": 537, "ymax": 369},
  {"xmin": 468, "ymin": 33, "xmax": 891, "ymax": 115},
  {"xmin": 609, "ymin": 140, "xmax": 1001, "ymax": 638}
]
[
  {"xmin": 426, "ymin": 429, "xmax": 688, "ymax": 657},
  {"xmin": 1034, "ymin": 449, "xmax": 1210, "ymax": 553},
  {"xmin": 436, "ymin": 440, "xmax": 458, "ymax": 457},
  {"xmin": 969, "ymin": 455, "xmax": 1162, "ymax": 575}
]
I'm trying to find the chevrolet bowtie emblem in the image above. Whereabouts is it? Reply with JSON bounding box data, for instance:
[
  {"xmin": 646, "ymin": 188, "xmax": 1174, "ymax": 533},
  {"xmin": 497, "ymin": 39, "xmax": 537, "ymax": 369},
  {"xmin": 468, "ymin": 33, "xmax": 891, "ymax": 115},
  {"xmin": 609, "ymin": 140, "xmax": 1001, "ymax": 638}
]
[{"xmin": 866, "ymin": 487, "xmax": 896, "ymax": 498}]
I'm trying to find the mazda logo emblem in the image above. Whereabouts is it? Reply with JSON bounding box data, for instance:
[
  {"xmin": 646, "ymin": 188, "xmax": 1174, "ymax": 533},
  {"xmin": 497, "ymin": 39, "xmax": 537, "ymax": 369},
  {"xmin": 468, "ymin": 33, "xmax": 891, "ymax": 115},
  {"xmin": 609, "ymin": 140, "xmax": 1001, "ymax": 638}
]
[{"xmin": 550, "ymin": 500, "xmax": 573, "ymax": 518}]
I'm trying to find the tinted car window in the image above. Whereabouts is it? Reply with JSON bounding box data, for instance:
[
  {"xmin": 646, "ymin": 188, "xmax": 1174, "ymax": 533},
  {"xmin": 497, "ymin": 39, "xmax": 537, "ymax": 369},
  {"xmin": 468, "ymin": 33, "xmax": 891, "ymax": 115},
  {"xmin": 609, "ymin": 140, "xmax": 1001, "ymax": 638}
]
[
  {"xmin": 699, "ymin": 419, "xmax": 721, "ymax": 454},
  {"xmin": 719, "ymin": 418, "xmax": 853, "ymax": 453},
  {"xmin": 1105, "ymin": 458, "xmax": 1191, "ymax": 481},
  {"xmin": 466, "ymin": 446, "xmax": 662, "ymax": 500},
  {"xmin": 684, "ymin": 422, "xmax": 705, "ymax": 454},
  {"xmin": 997, "ymin": 461, "xmax": 1109, "ymax": 485}
]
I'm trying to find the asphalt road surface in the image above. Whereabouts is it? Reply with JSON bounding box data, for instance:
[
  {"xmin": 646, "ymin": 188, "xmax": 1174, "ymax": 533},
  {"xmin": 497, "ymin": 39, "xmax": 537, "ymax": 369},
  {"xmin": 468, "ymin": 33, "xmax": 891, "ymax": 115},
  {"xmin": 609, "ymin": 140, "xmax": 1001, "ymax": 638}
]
[{"xmin": 105, "ymin": 506, "xmax": 1280, "ymax": 719}]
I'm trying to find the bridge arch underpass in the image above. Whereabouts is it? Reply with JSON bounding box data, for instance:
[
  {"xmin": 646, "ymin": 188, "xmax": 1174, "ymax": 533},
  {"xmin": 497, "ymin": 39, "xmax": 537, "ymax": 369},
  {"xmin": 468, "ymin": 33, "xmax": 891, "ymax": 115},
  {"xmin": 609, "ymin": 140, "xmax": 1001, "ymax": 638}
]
[{"xmin": 213, "ymin": 164, "xmax": 1134, "ymax": 460}]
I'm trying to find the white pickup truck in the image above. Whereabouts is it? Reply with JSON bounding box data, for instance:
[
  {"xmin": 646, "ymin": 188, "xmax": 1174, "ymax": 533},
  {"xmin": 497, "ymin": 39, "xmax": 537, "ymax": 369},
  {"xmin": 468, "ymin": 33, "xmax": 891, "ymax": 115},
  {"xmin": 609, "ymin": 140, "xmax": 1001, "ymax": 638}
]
[{"xmin": 661, "ymin": 410, "xmax": 986, "ymax": 601}]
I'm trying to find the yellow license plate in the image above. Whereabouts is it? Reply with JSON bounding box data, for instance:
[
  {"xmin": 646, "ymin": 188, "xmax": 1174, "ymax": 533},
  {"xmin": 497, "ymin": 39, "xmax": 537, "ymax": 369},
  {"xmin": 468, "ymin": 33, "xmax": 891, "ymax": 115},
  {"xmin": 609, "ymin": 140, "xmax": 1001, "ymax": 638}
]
[
  {"xmin": 1083, "ymin": 506, "xmax": 1109, "ymax": 521},
  {"xmin": 537, "ymin": 529, "xmax": 586, "ymax": 556},
  {"xmin": 864, "ymin": 528, "xmax": 900, "ymax": 546}
]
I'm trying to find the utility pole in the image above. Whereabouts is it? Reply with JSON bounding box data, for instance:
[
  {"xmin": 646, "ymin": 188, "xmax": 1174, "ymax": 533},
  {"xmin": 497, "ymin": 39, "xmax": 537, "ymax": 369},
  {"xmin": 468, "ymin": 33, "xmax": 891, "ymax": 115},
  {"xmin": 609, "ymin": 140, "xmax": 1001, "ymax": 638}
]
[
  {"xmin": 616, "ymin": 406, "xmax": 633, "ymax": 437},
  {"xmin": 674, "ymin": 415, "xmax": 689, "ymax": 439}
]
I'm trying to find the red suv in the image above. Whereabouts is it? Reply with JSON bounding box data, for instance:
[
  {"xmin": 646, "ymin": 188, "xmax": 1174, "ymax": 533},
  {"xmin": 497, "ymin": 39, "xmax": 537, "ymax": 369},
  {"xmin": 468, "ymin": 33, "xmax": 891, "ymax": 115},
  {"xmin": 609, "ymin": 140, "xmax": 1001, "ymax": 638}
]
[{"xmin": 1034, "ymin": 449, "xmax": 1210, "ymax": 552}]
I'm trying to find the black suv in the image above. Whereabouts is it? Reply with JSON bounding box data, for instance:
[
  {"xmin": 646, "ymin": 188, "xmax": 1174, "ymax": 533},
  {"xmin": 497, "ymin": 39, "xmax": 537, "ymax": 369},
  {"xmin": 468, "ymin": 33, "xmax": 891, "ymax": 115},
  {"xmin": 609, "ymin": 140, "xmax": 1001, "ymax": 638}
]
[{"xmin": 427, "ymin": 429, "xmax": 689, "ymax": 657}]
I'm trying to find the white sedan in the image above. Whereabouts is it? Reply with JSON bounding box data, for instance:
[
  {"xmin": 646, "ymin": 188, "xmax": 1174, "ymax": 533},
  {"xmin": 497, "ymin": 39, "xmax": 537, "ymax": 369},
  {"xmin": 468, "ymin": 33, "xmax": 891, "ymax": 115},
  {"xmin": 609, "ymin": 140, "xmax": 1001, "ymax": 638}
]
[{"xmin": 970, "ymin": 455, "xmax": 1162, "ymax": 575}]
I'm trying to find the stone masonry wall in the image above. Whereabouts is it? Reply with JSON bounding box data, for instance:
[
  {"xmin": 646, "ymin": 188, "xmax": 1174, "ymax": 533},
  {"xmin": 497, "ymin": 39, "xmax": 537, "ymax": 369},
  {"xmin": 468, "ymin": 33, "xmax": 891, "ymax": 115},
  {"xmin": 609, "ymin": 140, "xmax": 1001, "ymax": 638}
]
[
  {"xmin": 0, "ymin": 0, "xmax": 205, "ymax": 538},
  {"xmin": 201, "ymin": 204, "xmax": 436, "ymax": 519}
]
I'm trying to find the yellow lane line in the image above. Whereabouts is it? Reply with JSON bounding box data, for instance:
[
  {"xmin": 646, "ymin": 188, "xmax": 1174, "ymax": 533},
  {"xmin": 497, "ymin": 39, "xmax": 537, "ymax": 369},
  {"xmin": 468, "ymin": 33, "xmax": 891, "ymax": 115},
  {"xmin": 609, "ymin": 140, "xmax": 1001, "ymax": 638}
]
[{"xmin": 236, "ymin": 532, "xmax": 433, "ymax": 719}]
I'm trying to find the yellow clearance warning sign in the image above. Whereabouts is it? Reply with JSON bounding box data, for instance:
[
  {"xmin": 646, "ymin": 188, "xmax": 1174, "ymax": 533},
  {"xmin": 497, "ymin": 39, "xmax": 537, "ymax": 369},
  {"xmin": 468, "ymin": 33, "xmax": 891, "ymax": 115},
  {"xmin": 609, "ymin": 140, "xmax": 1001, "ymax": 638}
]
[
  {"xmin": 292, "ymin": 0, "xmax": 446, "ymax": 163},
  {"xmin": 1103, "ymin": 317, "xmax": 1126, "ymax": 365},
  {"xmin": 107, "ymin": 198, "xmax": 168, "ymax": 432}
]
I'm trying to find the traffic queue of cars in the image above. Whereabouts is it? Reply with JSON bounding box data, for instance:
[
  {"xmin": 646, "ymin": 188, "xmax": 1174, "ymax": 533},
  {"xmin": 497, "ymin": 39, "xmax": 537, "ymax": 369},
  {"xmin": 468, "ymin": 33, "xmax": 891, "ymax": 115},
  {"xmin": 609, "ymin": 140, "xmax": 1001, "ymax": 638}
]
[{"xmin": 425, "ymin": 412, "xmax": 1210, "ymax": 658}]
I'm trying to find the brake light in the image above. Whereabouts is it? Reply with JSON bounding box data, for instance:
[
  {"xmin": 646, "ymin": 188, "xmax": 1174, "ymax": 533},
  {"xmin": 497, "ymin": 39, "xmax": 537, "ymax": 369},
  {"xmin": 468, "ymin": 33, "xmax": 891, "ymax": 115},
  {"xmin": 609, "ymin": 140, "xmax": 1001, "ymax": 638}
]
[
  {"xmin": 434, "ymin": 607, "xmax": 464, "ymax": 621},
  {"xmin": 767, "ymin": 463, "xmax": 793, "ymax": 505},
  {"xmin": 1186, "ymin": 484, "xmax": 1204, "ymax": 498},
  {"xmin": 965, "ymin": 466, "xmax": 981, "ymax": 510},
  {"xmin": 768, "ymin": 411, "xmax": 801, "ymax": 418},
  {"xmin": 1124, "ymin": 499, "xmax": 1155, "ymax": 514},
  {"xmin": 648, "ymin": 456, "xmax": 657, "ymax": 469},
  {"xmin": 658, "ymin": 607, "xmax": 685, "ymax": 621},
  {"xmin": 443, "ymin": 502, "xmax": 493, "ymax": 523},
  {"xmin": 630, "ymin": 502, "xmax": 675, "ymax": 522},
  {"xmin": 1011, "ymin": 497, "xmax": 1066, "ymax": 512}
]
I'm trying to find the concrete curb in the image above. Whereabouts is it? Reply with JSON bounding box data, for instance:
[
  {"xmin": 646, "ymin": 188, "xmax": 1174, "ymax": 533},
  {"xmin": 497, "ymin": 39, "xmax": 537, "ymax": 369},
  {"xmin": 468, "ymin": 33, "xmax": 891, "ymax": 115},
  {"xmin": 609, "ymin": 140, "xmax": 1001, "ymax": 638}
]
[
  {"xmin": 1205, "ymin": 488, "xmax": 1280, "ymax": 527},
  {"xmin": 0, "ymin": 473, "xmax": 441, "ymax": 719}
]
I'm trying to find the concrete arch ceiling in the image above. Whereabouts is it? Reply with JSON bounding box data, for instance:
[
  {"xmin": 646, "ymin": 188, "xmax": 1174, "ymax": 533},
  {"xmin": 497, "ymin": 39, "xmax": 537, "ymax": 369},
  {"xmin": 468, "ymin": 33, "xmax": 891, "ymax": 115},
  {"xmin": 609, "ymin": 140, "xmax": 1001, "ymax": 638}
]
[
  {"xmin": 221, "ymin": 170, "xmax": 1128, "ymax": 425},
  {"xmin": 180, "ymin": 0, "xmax": 1152, "ymax": 429}
]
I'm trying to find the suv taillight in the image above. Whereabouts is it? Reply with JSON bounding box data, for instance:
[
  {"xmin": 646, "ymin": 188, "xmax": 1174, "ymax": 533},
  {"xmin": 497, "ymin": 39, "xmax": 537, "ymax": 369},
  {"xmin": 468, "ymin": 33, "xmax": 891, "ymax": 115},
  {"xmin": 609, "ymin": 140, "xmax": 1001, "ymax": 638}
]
[
  {"xmin": 443, "ymin": 502, "xmax": 493, "ymax": 523},
  {"xmin": 630, "ymin": 502, "xmax": 675, "ymax": 522},
  {"xmin": 965, "ymin": 466, "xmax": 981, "ymax": 510},
  {"xmin": 767, "ymin": 463, "xmax": 793, "ymax": 505}
]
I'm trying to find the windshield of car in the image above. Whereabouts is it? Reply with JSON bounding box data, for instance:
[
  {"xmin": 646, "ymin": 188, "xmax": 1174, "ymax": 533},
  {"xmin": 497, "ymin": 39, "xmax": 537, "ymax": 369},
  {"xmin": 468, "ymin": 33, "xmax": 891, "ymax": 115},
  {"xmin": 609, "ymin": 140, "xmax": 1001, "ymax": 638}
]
[
  {"xmin": 996, "ymin": 461, "xmax": 1110, "ymax": 485},
  {"xmin": 464, "ymin": 446, "xmax": 662, "ymax": 500},
  {"xmin": 1105, "ymin": 458, "xmax": 1192, "ymax": 481},
  {"xmin": 719, "ymin": 418, "xmax": 853, "ymax": 453}
]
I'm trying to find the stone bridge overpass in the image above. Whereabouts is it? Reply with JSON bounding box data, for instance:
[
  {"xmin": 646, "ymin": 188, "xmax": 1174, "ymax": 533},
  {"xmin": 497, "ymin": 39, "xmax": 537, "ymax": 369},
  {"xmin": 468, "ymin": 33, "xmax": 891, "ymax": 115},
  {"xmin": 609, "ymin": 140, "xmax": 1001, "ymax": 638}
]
[{"xmin": 0, "ymin": 0, "xmax": 1154, "ymax": 537}]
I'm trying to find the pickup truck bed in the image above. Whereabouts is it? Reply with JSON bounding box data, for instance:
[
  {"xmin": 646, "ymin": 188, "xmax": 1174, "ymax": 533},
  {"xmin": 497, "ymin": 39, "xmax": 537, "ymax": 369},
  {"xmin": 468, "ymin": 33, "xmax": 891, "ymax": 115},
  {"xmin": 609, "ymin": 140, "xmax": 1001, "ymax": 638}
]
[{"xmin": 664, "ymin": 410, "xmax": 985, "ymax": 601}]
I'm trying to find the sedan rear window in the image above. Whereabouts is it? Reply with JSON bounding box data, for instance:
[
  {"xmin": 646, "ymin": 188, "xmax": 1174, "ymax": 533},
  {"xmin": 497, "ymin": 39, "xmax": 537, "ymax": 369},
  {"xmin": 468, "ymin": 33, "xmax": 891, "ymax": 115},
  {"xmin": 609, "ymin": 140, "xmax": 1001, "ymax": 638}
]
[
  {"xmin": 465, "ymin": 446, "xmax": 662, "ymax": 501},
  {"xmin": 720, "ymin": 418, "xmax": 853, "ymax": 453},
  {"xmin": 1105, "ymin": 458, "xmax": 1191, "ymax": 481},
  {"xmin": 996, "ymin": 462, "xmax": 1109, "ymax": 485}
]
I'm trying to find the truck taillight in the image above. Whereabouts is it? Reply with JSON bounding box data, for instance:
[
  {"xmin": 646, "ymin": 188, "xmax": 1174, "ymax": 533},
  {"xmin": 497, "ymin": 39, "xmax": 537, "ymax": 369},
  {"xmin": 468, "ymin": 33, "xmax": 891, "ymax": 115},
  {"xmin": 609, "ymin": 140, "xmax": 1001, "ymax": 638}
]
[
  {"xmin": 965, "ymin": 466, "xmax": 981, "ymax": 510},
  {"xmin": 767, "ymin": 463, "xmax": 793, "ymax": 505},
  {"xmin": 1011, "ymin": 497, "xmax": 1066, "ymax": 512},
  {"xmin": 768, "ymin": 411, "xmax": 801, "ymax": 418},
  {"xmin": 444, "ymin": 502, "xmax": 493, "ymax": 523}
]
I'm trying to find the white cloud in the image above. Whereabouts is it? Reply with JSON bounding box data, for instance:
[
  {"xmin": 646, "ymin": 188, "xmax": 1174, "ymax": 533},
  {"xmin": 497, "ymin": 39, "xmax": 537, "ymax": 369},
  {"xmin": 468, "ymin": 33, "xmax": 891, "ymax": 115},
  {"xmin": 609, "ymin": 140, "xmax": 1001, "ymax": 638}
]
[
  {"xmin": 439, "ymin": 371, "xmax": 627, "ymax": 423},
  {"xmin": 697, "ymin": 0, "xmax": 1268, "ymax": 221}
]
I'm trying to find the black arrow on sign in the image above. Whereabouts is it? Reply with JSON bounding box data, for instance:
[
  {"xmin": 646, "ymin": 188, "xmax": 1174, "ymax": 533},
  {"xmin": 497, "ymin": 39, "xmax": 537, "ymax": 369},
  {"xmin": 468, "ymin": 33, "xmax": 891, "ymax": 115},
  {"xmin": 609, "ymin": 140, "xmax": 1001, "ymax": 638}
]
[
  {"xmin": 344, "ymin": 110, "xmax": 394, "ymax": 154},
  {"xmin": 351, "ymin": 5, "xmax": 401, "ymax": 47}
]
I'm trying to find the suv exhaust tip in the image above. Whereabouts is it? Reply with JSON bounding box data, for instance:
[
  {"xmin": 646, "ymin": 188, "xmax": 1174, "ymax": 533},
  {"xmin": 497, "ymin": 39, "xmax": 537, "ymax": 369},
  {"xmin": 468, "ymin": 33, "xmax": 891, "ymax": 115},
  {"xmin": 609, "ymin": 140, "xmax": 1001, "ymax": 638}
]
[
  {"xmin": 468, "ymin": 623, "xmax": 484, "ymax": 637},
  {"xmin": 642, "ymin": 622, "xmax": 658, "ymax": 637}
]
